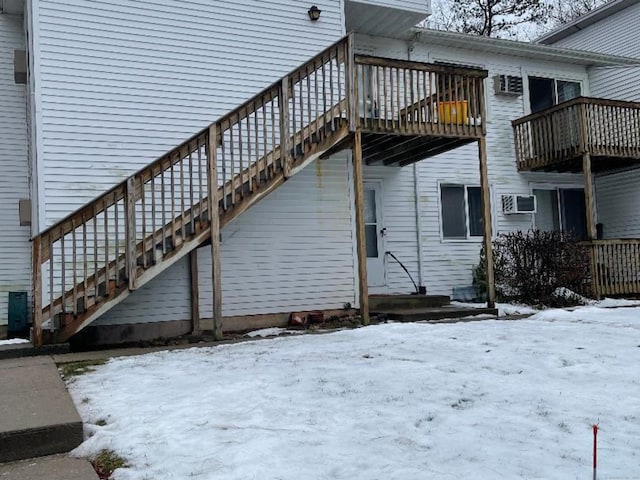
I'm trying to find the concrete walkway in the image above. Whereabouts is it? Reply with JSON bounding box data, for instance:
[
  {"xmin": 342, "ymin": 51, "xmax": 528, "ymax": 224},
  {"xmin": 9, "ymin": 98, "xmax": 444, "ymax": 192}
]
[
  {"xmin": 0, "ymin": 454, "xmax": 97, "ymax": 480},
  {"xmin": 0, "ymin": 357, "xmax": 84, "ymax": 464}
]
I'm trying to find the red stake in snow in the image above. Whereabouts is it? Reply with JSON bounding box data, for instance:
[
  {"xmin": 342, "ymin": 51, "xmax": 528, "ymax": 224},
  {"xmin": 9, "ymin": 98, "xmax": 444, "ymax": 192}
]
[{"xmin": 592, "ymin": 424, "xmax": 599, "ymax": 480}]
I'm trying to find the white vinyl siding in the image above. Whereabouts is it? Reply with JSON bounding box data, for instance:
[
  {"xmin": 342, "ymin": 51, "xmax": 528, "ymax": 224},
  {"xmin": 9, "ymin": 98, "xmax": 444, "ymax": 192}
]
[
  {"xmin": 0, "ymin": 14, "xmax": 31, "ymax": 327},
  {"xmin": 94, "ymin": 258, "xmax": 191, "ymax": 326},
  {"xmin": 548, "ymin": 2, "xmax": 640, "ymax": 102},
  {"xmin": 198, "ymin": 156, "xmax": 356, "ymax": 318},
  {"xmin": 356, "ymin": 33, "xmax": 586, "ymax": 296},
  {"xmin": 35, "ymin": 0, "xmax": 345, "ymax": 229}
]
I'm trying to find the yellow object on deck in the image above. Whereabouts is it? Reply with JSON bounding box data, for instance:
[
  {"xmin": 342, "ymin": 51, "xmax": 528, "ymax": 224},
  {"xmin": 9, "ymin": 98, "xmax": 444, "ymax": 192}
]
[{"xmin": 438, "ymin": 100, "xmax": 468, "ymax": 125}]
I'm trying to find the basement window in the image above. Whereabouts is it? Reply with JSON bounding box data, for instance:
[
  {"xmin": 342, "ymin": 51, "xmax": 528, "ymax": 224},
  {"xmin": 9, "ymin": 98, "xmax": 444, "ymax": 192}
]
[{"xmin": 440, "ymin": 184, "xmax": 483, "ymax": 240}]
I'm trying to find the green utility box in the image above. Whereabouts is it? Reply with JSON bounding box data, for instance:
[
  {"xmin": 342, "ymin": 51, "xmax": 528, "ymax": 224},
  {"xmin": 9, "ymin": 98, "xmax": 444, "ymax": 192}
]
[{"xmin": 8, "ymin": 291, "xmax": 29, "ymax": 338}]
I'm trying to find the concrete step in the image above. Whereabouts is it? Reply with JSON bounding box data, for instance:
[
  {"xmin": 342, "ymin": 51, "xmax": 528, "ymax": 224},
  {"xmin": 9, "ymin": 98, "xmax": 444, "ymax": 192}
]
[
  {"xmin": 0, "ymin": 357, "xmax": 83, "ymax": 463},
  {"xmin": 369, "ymin": 294, "xmax": 450, "ymax": 312},
  {"xmin": 380, "ymin": 305, "xmax": 498, "ymax": 323},
  {"xmin": 0, "ymin": 454, "xmax": 98, "ymax": 480}
]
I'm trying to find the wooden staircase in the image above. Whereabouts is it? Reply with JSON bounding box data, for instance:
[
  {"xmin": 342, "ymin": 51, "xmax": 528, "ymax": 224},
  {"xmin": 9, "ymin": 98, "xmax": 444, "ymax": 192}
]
[{"xmin": 31, "ymin": 35, "xmax": 489, "ymax": 345}]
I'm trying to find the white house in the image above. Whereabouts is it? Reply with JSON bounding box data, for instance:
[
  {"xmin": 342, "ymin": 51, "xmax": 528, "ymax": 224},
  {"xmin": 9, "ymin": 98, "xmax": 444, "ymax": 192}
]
[{"xmin": 1, "ymin": 0, "xmax": 638, "ymax": 344}]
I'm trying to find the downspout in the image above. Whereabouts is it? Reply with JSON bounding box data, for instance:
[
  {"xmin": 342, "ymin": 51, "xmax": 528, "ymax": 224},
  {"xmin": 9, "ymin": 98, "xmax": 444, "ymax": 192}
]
[{"xmin": 408, "ymin": 35, "xmax": 426, "ymax": 291}]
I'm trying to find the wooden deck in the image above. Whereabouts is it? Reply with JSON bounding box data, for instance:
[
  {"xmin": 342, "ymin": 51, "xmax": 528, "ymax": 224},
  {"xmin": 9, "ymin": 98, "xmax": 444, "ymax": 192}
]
[
  {"xmin": 355, "ymin": 55, "xmax": 486, "ymax": 166},
  {"xmin": 512, "ymin": 97, "xmax": 640, "ymax": 173}
]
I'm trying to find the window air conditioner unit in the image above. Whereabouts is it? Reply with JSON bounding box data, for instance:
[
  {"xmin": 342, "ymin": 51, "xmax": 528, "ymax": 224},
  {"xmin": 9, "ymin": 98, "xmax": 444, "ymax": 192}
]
[
  {"xmin": 494, "ymin": 74, "xmax": 523, "ymax": 96},
  {"xmin": 502, "ymin": 194, "xmax": 536, "ymax": 214}
]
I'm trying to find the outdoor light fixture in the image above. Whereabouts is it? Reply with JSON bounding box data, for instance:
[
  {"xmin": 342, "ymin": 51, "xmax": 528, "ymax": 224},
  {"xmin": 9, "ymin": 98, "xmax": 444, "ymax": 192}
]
[{"xmin": 308, "ymin": 5, "xmax": 321, "ymax": 21}]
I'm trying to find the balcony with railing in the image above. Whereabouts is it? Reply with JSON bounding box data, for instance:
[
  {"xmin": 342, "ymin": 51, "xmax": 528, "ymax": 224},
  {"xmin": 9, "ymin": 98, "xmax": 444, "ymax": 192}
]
[
  {"xmin": 355, "ymin": 55, "xmax": 487, "ymax": 166},
  {"xmin": 512, "ymin": 97, "xmax": 640, "ymax": 172}
]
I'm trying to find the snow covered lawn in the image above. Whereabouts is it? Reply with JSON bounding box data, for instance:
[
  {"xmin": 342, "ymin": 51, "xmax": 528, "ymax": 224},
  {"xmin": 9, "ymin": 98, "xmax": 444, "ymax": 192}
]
[
  {"xmin": 0, "ymin": 337, "xmax": 30, "ymax": 346},
  {"xmin": 68, "ymin": 306, "xmax": 640, "ymax": 479}
]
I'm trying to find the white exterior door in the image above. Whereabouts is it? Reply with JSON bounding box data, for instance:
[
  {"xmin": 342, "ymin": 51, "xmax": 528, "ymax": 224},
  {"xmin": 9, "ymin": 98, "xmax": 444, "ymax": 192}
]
[{"xmin": 364, "ymin": 182, "xmax": 385, "ymax": 287}]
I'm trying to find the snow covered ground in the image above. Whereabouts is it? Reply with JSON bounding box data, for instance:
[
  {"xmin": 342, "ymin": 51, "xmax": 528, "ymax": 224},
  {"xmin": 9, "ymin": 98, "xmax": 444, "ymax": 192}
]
[
  {"xmin": 0, "ymin": 337, "xmax": 29, "ymax": 346},
  {"xmin": 68, "ymin": 306, "xmax": 640, "ymax": 479},
  {"xmin": 454, "ymin": 297, "xmax": 640, "ymax": 317}
]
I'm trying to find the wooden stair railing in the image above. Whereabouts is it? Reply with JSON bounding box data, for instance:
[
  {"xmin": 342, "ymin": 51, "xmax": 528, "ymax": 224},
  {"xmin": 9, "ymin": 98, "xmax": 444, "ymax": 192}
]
[{"xmin": 31, "ymin": 35, "xmax": 354, "ymax": 345}]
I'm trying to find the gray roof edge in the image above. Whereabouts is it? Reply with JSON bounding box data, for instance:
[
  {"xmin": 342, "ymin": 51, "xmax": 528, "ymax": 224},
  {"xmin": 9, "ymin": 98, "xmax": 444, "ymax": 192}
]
[
  {"xmin": 536, "ymin": 0, "xmax": 640, "ymax": 45},
  {"xmin": 405, "ymin": 27, "xmax": 640, "ymax": 67}
]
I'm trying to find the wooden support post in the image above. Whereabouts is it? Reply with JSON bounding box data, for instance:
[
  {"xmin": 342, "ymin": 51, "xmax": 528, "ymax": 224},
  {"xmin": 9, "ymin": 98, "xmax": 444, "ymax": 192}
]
[
  {"xmin": 352, "ymin": 129, "xmax": 370, "ymax": 325},
  {"xmin": 32, "ymin": 235, "xmax": 43, "ymax": 347},
  {"xmin": 579, "ymin": 100, "xmax": 600, "ymax": 298},
  {"xmin": 345, "ymin": 33, "xmax": 357, "ymax": 132},
  {"xmin": 189, "ymin": 250, "xmax": 200, "ymax": 334},
  {"xmin": 207, "ymin": 124, "xmax": 223, "ymax": 340},
  {"xmin": 279, "ymin": 76, "xmax": 292, "ymax": 178},
  {"xmin": 125, "ymin": 176, "xmax": 137, "ymax": 290},
  {"xmin": 583, "ymin": 151, "xmax": 600, "ymax": 298},
  {"xmin": 478, "ymin": 137, "xmax": 495, "ymax": 308},
  {"xmin": 583, "ymin": 155, "xmax": 597, "ymax": 241}
]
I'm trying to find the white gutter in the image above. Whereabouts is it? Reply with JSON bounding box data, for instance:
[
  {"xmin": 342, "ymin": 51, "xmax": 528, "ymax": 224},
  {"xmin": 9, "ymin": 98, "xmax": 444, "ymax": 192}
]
[{"xmin": 405, "ymin": 27, "xmax": 640, "ymax": 67}]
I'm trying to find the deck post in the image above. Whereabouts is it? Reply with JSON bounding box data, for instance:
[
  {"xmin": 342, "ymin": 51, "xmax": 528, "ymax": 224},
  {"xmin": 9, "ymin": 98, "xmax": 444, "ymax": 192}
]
[
  {"xmin": 279, "ymin": 76, "xmax": 292, "ymax": 178},
  {"xmin": 189, "ymin": 250, "xmax": 200, "ymax": 334},
  {"xmin": 207, "ymin": 124, "xmax": 223, "ymax": 340},
  {"xmin": 579, "ymin": 101, "xmax": 600, "ymax": 298},
  {"xmin": 478, "ymin": 137, "xmax": 495, "ymax": 308},
  {"xmin": 582, "ymin": 158, "xmax": 597, "ymax": 241},
  {"xmin": 345, "ymin": 33, "xmax": 357, "ymax": 132},
  {"xmin": 125, "ymin": 177, "xmax": 137, "ymax": 291},
  {"xmin": 32, "ymin": 235, "xmax": 43, "ymax": 347},
  {"xmin": 583, "ymin": 151, "xmax": 600, "ymax": 298},
  {"xmin": 352, "ymin": 129, "xmax": 370, "ymax": 325}
]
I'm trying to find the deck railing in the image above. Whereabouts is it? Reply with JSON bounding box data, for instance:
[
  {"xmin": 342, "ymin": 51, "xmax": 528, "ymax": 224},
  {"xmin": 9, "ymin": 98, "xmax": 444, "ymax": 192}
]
[
  {"xmin": 355, "ymin": 55, "xmax": 487, "ymax": 138},
  {"xmin": 587, "ymin": 239, "xmax": 640, "ymax": 297},
  {"xmin": 513, "ymin": 97, "xmax": 640, "ymax": 171}
]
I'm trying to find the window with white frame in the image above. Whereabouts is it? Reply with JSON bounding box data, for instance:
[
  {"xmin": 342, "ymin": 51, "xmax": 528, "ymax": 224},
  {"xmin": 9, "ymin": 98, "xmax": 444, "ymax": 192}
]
[{"xmin": 440, "ymin": 184, "xmax": 483, "ymax": 239}]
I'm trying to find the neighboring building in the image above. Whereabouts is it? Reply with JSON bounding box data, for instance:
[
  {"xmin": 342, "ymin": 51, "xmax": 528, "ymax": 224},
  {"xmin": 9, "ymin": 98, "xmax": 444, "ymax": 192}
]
[{"xmin": 1, "ymin": 0, "xmax": 638, "ymax": 344}]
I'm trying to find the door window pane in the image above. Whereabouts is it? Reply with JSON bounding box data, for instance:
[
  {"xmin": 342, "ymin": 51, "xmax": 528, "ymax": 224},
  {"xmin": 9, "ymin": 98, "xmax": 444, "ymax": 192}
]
[
  {"xmin": 557, "ymin": 80, "xmax": 581, "ymax": 103},
  {"xmin": 364, "ymin": 189, "xmax": 377, "ymax": 224},
  {"xmin": 441, "ymin": 186, "xmax": 467, "ymax": 238},
  {"xmin": 365, "ymin": 225, "xmax": 379, "ymax": 258},
  {"xmin": 467, "ymin": 187, "xmax": 483, "ymax": 237}
]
